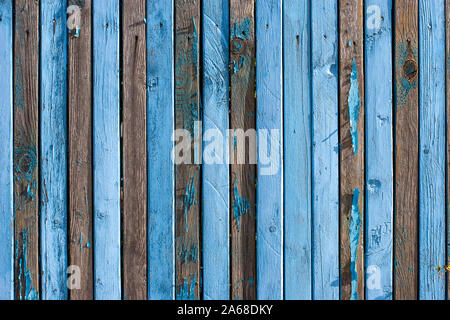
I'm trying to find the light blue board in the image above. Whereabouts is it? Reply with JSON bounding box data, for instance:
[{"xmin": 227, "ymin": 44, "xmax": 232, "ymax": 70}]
[
  {"xmin": 256, "ymin": 0, "xmax": 283, "ymax": 300},
  {"xmin": 147, "ymin": 0, "xmax": 175, "ymax": 300},
  {"xmin": 93, "ymin": 0, "xmax": 121, "ymax": 300},
  {"xmin": 364, "ymin": 0, "xmax": 393, "ymax": 300},
  {"xmin": 40, "ymin": 0, "xmax": 68, "ymax": 300},
  {"xmin": 418, "ymin": 0, "xmax": 446, "ymax": 300},
  {"xmin": 0, "ymin": 0, "xmax": 13, "ymax": 301},
  {"xmin": 202, "ymin": 0, "xmax": 230, "ymax": 300},
  {"xmin": 283, "ymin": 0, "xmax": 312, "ymax": 300},
  {"xmin": 311, "ymin": 0, "xmax": 340, "ymax": 300}
]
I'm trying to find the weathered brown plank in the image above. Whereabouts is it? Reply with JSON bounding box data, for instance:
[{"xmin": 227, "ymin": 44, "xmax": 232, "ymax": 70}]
[
  {"xmin": 122, "ymin": 0, "xmax": 148, "ymax": 300},
  {"xmin": 393, "ymin": 0, "xmax": 419, "ymax": 300},
  {"xmin": 230, "ymin": 0, "xmax": 257, "ymax": 301},
  {"xmin": 68, "ymin": 0, "xmax": 93, "ymax": 300},
  {"xmin": 339, "ymin": 0, "xmax": 365, "ymax": 300},
  {"xmin": 175, "ymin": 0, "xmax": 201, "ymax": 300},
  {"xmin": 13, "ymin": 0, "xmax": 39, "ymax": 300}
]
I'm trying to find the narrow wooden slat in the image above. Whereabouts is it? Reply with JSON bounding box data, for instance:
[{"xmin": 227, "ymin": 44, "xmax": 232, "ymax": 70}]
[
  {"xmin": 40, "ymin": 0, "xmax": 68, "ymax": 300},
  {"xmin": 68, "ymin": 0, "xmax": 93, "ymax": 300},
  {"xmin": 13, "ymin": 0, "xmax": 39, "ymax": 300},
  {"xmin": 147, "ymin": 0, "xmax": 175, "ymax": 300},
  {"xmin": 255, "ymin": 0, "xmax": 283, "ymax": 300},
  {"xmin": 339, "ymin": 0, "xmax": 365, "ymax": 300},
  {"xmin": 175, "ymin": 0, "xmax": 201, "ymax": 300},
  {"xmin": 393, "ymin": 0, "xmax": 419, "ymax": 300},
  {"xmin": 229, "ymin": 0, "xmax": 257, "ymax": 301},
  {"xmin": 202, "ymin": 0, "xmax": 229, "ymax": 300},
  {"xmin": 364, "ymin": 0, "xmax": 393, "ymax": 300},
  {"xmin": 283, "ymin": 0, "xmax": 312, "ymax": 300},
  {"xmin": 0, "ymin": 0, "xmax": 13, "ymax": 300},
  {"xmin": 447, "ymin": 0, "xmax": 450, "ymax": 300},
  {"xmin": 93, "ymin": 0, "xmax": 121, "ymax": 299},
  {"xmin": 122, "ymin": 0, "xmax": 147, "ymax": 300},
  {"xmin": 311, "ymin": 0, "xmax": 340, "ymax": 300},
  {"xmin": 418, "ymin": 0, "xmax": 446, "ymax": 300}
]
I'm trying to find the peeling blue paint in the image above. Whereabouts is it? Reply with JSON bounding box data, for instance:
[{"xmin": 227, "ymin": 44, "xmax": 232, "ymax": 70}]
[
  {"xmin": 177, "ymin": 273, "xmax": 197, "ymax": 300},
  {"xmin": 233, "ymin": 176, "xmax": 251, "ymax": 229},
  {"xmin": 231, "ymin": 18, "xmax": 251, "ymax": 41},
  {"xmin": 16, "ymin": 230, "xmax": 38, "ymax": 300},
  {"xmin": 348, "ymin": 58, "xmax": 360, "ymax": 154},
  {"xmin": 184, "ymin": 176, "xmax": 196, "ymax": 233},
  {"xmin": 349, "ymin": 188, "xmax": 361, "ymax": 300}
]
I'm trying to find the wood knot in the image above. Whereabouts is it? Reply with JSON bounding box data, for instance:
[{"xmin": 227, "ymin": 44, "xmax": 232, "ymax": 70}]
[
  {"xmin": 231, "ymin": 38, "xmax": 244, "ymax": 55},
  {"xmin": 403, "ymin": 58, "xmax": 418, "ymax": 82}
]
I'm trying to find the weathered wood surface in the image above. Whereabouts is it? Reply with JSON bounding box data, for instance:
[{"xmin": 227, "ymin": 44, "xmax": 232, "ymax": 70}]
[
  {"xmin": 175, "ymin": 0, "xmax": 201, "ymax": 300},
  {"xmin": 255, "ymin": 0, "xmax": 283, "ymax": 300},
  {"xmin": 122, "ymin": 0, "xmax": 147, "ymax": 300},
  {"xmin": 68, "ymin": 0, "xmax": 93, "ymax": 300},
  {"xmin": 364, "ymin": 0, "xmax": 393, "ymax": 300},
  {"xmin": 339, "ymin": 0, "xmax": 365, "ymax": 300},
  {"xmin": 311, "ymin": 0, "xmax": 339, "ymax": 300},
  {"xmin": 93, "ymin": 0, "xmax": 121, "ymax": 300},
  {"xmin": 14, "ymin": 0, "xmax": 40, "ymax": 300},
  {"xmin": 283, "ymin": 0, "xmax": 311, "ymax": 300},
  {"xmin": 202, "ymin": 0, "xmax": 230, "ymax": 300},
  {"xmin": 418, "ymin": 0, "xmax": 446, "ymax": 300},
  {"xmin": 446, "ymin": 0, "xmax": 450, "ymax": 300},
  {"xmin": 147, "ymin": 0, "xmax": 175, "ymax": 300},
  {"xmin": 393, "ymin": 0, "xmax": 419, "ymax": 301},
  {"xmin": 0, "ymin": 0, "xmax": 13, "ymax": 300},
  {"xmin": 229, "ymin": 0, "xmax": 257, "ymax": 301}
]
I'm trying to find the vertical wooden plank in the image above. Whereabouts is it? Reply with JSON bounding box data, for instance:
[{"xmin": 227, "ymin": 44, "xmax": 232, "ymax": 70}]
[
  {"xmin": 0, "ymin": 0, "xmax": 13, "ymax": 300},
  {"xmin": 283, "ymin": 0, "xmax": 312, "ymax": 300},
  {"xmin": 202, "ymin": 0, "xmax": 229, "ymax": 300},
  {"xmin": 14, "ymin": 0, "xmax": 39, "ymax": 300},
  {"xmin": 339, "ymin": 0, "xmax": 365, "ymax": 300},
  {"xmin": 68, "ymin": 0, "xmax": 93, "ymax": 300},
  {"xmin": 40, "ymin": 0, "xmax": 68, "ymax": 300},
  {"xmin": 93, "ymin": 0, "xmax": 121, "ymax": 300},
  {"xmin": 311, "ymin": 0, "xmax": 340, "ymax": 300},
  {"xmin": 122, "ymin": 0, "xmax": 147, "ymax": 300},
  {"xmin": 147, "ymin": 0, "xmax": 175, "ymax": 300},
  {"xmin": 418, "ymin": 0, "xmax": 446, "ymax": 300},
  {"xmin": 364, "ymin": 0, "xmax": 393, "ymax": 300},
  {"xmin": 230, "ymin": 0, "xmax": 257, "ymax": 301},
  {"xmin": 255, "ymin": 0, "xmax": 283, "ymax": 300},
  {"xmin": 393, "ymin": 0, "xmax": 419, "ymax": 300},
  {"xmin": 447, "ymin": 0, "xmax": 450, "ymax": 301},
  {"xmin": 175, "ymin": 0, "xmax": 201, "ymax": 300}
]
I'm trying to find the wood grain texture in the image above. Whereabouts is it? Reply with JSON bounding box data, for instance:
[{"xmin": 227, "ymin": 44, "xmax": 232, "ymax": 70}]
[
  {"xmin": 175, "ymin": 0, "xmax": 201, "ymax": 300},
  {"xmin": 311, "ymin": 0, "xmax": 340, "ymax": 300},
  {"xmin": 339, "ymin": 0, "xmax": 365, "ymax": 300},
  {"xmin": 147, "ymin": 0, "xmax": 175, "ymax": 300},
  {"xmin": 0, "ymin": 0, "xmax": 13, "ymax": 300},
  {"xmin": 122, "ymin": 0, "xmax": 147, "ymax": 300},
  {"xmin": 418, "ymin": 0, "xmax": 446, "ymax": 300},
  {"xmin": 93, "ymin": 0, "xmax": 121, "ymax": 300},
  {"xmin": 364, "ymin": 0, "xmax": 393, "ymax": 300},
  {"xmin": 283, "ymin": 0, "xmax": 312, "ymax": 300},
  {"xmin": 393, "ymin": 0, "xmax": 419, "ymax": 300},
  {"xmin": 13, "ymin": 0, "xmax": 40, "ymax": 300},
  {"xmin": 202, "ymin": 0, "xmax": 230, "ymax": 300},
  {"xmin": 447, "ymin": 0, "xmax": 450, "ymax": 300},
  {"xmin": 68, "ymin": 0, "xmax": 93, "ymax": 300},
  {"xmin": 255, "ymin": 0, "xmax": 283, "ymax": 300},
  {"xmin": 230, "ymin": 0, "xmax": 257, "ymax": 301},
  {"xmin": 40, "ymin": 0, "xmax": 68, "ymax": 300}
]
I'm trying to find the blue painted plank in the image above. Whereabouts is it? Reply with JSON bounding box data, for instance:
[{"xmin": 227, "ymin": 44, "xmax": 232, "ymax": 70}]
[
  {"xmin": 93, "ymin": 0, "xmax": 121, "ymax": 300},
  {"xmin": 40, "ymin": 0, "xmax": 68, "ymax": 300},
  {"xmin": 202, "ymin": 0, "xmax": 230, "ymax": 300},
  {"xmin": 256, "ymin": 0, "xmax": 283, "ymax": 300},
  {"xmin": 0, "ymin": 0, "xmax": 13, "ymax": 301},
  {"xmin": 147, "ymin": 0, "xmax": 175, "ymax": 300},
  {"xmin": 283, "ymin": 0, "xmax": 312, "ymax": 300},
  {"xmin": 311, "ymin": 0, "xmax": 340, "ymax": 300},
  {"xmin": 418, "ymin": 0, "xmax": 446, "ymax": 300},
  {"xmin": 364, "ymin": 0, "xmax": 393, "ymax": 300}
]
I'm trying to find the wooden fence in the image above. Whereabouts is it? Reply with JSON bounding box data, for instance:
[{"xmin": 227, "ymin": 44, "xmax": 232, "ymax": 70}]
[{"xmin": 0, "ymin": 0, "xmax": 449, "ymax": 300}]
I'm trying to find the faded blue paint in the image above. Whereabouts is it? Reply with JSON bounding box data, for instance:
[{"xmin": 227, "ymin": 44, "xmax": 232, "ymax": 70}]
[
  {"xmin": 184, "ymin": 176, "xmax": 196, "ymax": 233},
  {"xmin": 348, "ymin": 58, "xmax": 360, "ymax": 155},
  {"xmin": 350, "ymin": 188, "xmax": 361, "ymax": 300},
  {"xmin": 0, "ymin": 0, "xmax": 13, "ymax": 300},
  {"xmin": 231, "ymin": 17, "xmax": 251, "ymax": 40},
  {"xmin": 16, "ymin": 231, "xmax": 38, "ymax": 300},
  {"xmin": 232, "ymin": 176, "xmax": 251, "ymax": 229},
  {"xmin": 40, "ymin": 0, "xmax": 68, "ymax": 300},
  {"xmin": 176, "ymin": 273, "xmax": 197, "ymax": 300}
]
